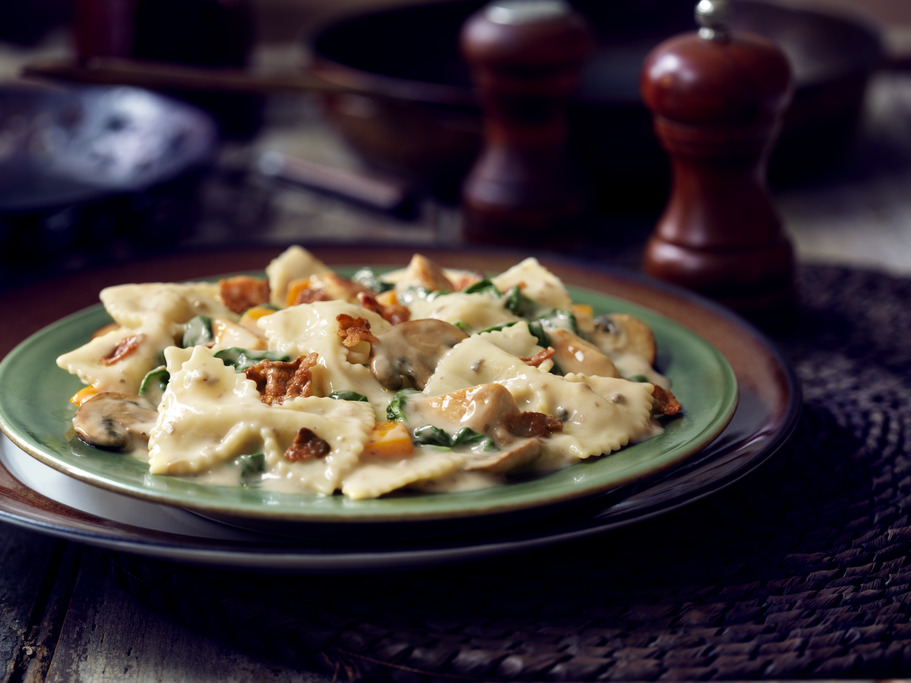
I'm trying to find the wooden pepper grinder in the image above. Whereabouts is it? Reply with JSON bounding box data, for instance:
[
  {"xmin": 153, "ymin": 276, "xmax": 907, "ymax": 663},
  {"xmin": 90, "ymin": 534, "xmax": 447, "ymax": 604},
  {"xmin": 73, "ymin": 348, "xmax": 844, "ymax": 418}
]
[
  {"xmin": 460, "ymin": 0, "xmax": 594, "ymax": 245},
  {"xmin": 641, "ymin": 0, "xmax": 796, "ymax": 319}
]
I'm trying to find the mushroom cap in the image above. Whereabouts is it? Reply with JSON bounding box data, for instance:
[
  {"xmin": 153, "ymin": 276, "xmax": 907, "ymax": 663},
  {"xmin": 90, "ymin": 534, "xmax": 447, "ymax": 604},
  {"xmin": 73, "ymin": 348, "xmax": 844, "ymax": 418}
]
[
  {"xmin": 591, "ymin": 314, "xmax": 657, "ymax": 365},
  {"xmin": 369, "ymin": 319, "xmax": 468, "ymax": 390},
  {"xmin": 548, "ymin": 327, "xmax": 618, "ymax": 377},
  {"xmin": 464, "ymin": 437, "xmax": 542, "ymax": 474},
  {"xmin": 73, "ymin": 391, "xmax": 158, "ymax": 450}
]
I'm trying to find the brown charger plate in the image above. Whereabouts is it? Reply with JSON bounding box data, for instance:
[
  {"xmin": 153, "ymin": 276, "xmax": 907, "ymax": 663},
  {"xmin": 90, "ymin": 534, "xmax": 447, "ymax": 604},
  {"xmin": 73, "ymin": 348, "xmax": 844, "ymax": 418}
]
[{"xmin": 0, "ymin": 245, "xmax": 799, "ymax": 571}]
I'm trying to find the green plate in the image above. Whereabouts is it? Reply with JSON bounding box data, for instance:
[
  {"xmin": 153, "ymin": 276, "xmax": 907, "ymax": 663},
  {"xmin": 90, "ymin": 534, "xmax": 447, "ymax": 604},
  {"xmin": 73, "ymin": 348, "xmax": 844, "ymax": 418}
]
[{"xmin": 0, "ymin": 275, "xmax": 737, "ymax": 525}]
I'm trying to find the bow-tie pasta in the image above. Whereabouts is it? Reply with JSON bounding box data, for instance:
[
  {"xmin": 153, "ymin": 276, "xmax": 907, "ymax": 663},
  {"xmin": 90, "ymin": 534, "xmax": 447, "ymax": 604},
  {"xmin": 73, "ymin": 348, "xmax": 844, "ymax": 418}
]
[{"xmin": 59, "ymin": 247, "xmax": 681, "ymax": 499}]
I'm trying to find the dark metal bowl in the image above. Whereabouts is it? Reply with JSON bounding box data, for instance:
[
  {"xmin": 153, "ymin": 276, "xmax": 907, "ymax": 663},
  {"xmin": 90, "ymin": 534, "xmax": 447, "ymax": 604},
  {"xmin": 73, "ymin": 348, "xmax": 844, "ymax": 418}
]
[{"xmin": 0, "ymin": 83, "xmax": 217, "ymax": 286}]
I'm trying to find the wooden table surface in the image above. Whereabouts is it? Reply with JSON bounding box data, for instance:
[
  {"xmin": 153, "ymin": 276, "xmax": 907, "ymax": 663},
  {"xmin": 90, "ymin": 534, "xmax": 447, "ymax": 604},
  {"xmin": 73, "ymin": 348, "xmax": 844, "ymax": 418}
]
[{"xmin": 2, "ymin": 13, "xmax": 911, "ymax": 682}]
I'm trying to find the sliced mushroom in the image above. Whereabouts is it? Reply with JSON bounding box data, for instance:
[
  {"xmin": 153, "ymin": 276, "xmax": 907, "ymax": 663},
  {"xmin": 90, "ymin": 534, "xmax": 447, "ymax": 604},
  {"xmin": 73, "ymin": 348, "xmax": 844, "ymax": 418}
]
[
  {"xmin": 548, "ymin": 328, "xmax": 619, "ymax": 377},
  {"xmin": 73, "ymin": 392, "xmax": 158, "ymax": 450},
  {"xmin": 403, "ymin": 254, "xmax": 456, "ymax": 292},
  {"xmin": 463, "ymin": 438, "xmax": 541, "ymax": 474},
  {"xmin": 411, "ymin": 383, "xmax": 515, "ymax": 432},
  {"xmin": 590, "ymin": 313, "xmax": 657, "ymax": 365},
  {"xmin": 369, "ymin": 319, "xmax": 468, "ymax": 390},
  {"xmin": 408, "ymin": 383, "xmax": 546, "ymax": 473}
]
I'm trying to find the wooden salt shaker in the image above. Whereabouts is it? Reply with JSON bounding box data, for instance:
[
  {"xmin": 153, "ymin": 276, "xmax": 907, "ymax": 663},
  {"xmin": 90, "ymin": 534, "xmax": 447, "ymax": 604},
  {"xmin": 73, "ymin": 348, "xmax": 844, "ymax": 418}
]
[
  {"xmin": 641, "ymin": 0, "xmax": 796, "ymax": 319},
  {"xmin": 460, "ymin": 0, "xmax": 593, "ymax": 245}
]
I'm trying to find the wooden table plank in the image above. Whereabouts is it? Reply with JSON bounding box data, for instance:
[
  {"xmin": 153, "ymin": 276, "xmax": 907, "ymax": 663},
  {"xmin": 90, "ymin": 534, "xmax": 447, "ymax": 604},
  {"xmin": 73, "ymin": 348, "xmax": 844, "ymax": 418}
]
[
  {"xmin": 42, "ymin": 552, "xmax": 333, "ymax": 683},
  {"xmin": 0, "ymin": 527, "xmax": 68, "ymax": 682},
  {"xmin": 17, "ymin": 545, "xmax": 84, "ymax": 683}
]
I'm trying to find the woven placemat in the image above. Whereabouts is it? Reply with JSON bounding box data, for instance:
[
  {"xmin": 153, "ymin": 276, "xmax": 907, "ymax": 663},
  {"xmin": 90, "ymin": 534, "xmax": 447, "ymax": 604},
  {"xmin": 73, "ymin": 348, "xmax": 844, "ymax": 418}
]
[{"xmin": 106, "ymin": 263, "xmax": 911, "ymax": 681}]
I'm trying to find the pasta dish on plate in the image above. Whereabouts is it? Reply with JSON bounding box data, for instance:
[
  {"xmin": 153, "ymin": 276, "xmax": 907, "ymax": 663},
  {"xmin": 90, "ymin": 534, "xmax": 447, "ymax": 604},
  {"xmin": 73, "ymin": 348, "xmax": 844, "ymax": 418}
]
[{"xmin": 56, "ymin": 246, "xmax": 681, "ymax": 500}]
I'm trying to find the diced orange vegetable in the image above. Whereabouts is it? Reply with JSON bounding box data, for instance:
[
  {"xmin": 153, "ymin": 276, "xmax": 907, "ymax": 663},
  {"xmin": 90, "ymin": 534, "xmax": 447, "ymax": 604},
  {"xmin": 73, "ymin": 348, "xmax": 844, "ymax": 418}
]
[
  {"xmin": 376, "ymin": 289, "xmax": 398, "ymax": 307},
  {"xmin": 285, "ymin": 278, "xmax": 312, "ymax": 307},
  {"xmin": 573, "ymin": 303, "xmax": 593, "ymax": 318},
  {"xmin": 239, "ymin": 306, "xmax": 277, "ymax": 330},
  {"xmin": 70, "ymin": 385, "xmax": 101, "ymax": 406},
  {"xmin": 361, "ymin": 421, "xmax": 414, "ymax": 460}
]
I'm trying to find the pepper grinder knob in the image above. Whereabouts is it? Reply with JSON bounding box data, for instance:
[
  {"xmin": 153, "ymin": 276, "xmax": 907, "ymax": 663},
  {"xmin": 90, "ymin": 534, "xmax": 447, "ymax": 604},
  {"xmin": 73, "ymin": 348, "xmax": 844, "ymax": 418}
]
[
  {"xmin": 640, "ymin": 0, "xmax": 796, "ymax": 319},
  {"xmin": 460, "ymin": 0, "xmax": 594, "ymax": 245}
]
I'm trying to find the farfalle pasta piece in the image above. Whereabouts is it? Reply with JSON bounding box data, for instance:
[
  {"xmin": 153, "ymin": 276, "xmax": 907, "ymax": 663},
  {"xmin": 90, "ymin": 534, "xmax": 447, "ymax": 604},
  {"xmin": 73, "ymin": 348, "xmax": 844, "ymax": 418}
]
[
  {"xmin": 425, "ymin": 332, "xmax": 657, "ymax": 464},
  {"xmin": 257, "ymin": 300, "xmax": 392, "ymax": 412},
  {"xmin": 491, "ymin": 257, "xmax": 573, "ymax": 313},
  {"xmin": 265, "ymin": 244, "xmax": 332, "ymax": 307},
  {"xmin": 477, "ymin": 321, "xmax": 550, "ymax": 360},
  {"xmin": 56, "ymin": 323, "xmax": 176, "ymax": 394},
  {"xmin": 408, "ymin": 291, "xmax": 521, "ymax": 334},
  {"xmin": 264, "ymin": 396, "xmax": 376, "ymax": 495},
  {"xmin": 541, "ymin": 373, "xmax": 658, "ymax": 467},
  {"xmin": 423, "ymin": 325, "xmax": 545, "ymax": 398},
  {"xmin": 100, "ymin": 282, "xmax": 235, "ymax": 330},
  {"xmin": 149, "ymin": 345, "xmax": 268, "ymax": 475},
  {"xmin": 148, "ymin": 347, "xmax": 375, "ymax": 493},
  {"xmin": 341, "ymin": 450, "xmax": 466, "ymax": 500}
]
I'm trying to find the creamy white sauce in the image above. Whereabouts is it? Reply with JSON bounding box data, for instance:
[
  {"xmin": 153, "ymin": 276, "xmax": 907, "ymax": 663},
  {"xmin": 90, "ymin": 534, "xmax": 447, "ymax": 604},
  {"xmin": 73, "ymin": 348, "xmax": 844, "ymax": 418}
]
[{"xmin": 61, "ymin": 247, "xmax": 677, "ymax": 500}]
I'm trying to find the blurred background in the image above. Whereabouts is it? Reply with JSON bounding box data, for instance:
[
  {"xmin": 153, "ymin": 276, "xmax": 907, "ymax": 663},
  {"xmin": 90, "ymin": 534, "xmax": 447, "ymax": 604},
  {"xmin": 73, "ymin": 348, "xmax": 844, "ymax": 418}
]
[
  {"xmin": 1, "ymin": 0, "xmax": 910, "ymax": 288},
  {"xmin": 3, "ymin": 0, "xmax": 907, "ymax": 64}
]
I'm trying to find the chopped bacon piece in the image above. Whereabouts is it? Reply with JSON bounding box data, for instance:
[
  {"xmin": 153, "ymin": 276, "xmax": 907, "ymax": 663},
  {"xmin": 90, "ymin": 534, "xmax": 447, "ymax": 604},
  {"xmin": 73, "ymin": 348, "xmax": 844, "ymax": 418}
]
[
  {"xmin": 218, "ymin": 276, "xmax": 270, "ymax": 314},
  {"xmin": 284, "ymin": 427, "xmax": 331, "ymax": 462},
  {"xmin": 356, "ymin": 291, "xmax": 410, "ymax": 326},
  {"xmin": 652, "ymin": 385, "xmax": 682, "ymax": 417},
  {"xmin": 244, "ymin": 353, "xmax": 318, "ymax": 405},
  {"xmin": 521, "ymin": 347, "xmax": 556, "ymax": 368},
  {"xmin": 337, "ymin": 314, "xmax": 377, "ymax": 349},
  {"xmin": 101, "ymin": 334, "xmax": 146, "ymax": 366},
  {"xmin": 503, "ymin": 411, "xmax": 563, "ymax": 438}
]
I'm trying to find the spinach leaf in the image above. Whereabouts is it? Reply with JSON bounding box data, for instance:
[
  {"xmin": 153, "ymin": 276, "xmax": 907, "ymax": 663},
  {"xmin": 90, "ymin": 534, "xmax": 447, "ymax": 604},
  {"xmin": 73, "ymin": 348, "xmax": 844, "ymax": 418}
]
[
  {"xmin": 526, "ymin": 320, "xmax": 551, "ymax": 348},
  {"xmin": 412, "ymin": 424, "xmax": 451, "ymax": 448},
  {"xmin": 181, "ymin": 315, "xmax": 213, "ymax": 347},
  {"xmin": 138, "ymin": 366, "xmax": 170, "ymax": 403},
  {"xmin": 502, "ymin": 285, "xmax": 536, "ymax": 317},
  {"xmin": 329, "ymin": 390, "xmax": 369, "ymax": 402},
  {"xmin": 450, "ymin": 427, "xmax": 497, "ymax": 452},
  {"xmin": 411, "ymin": 424, "xmax": 497, "ymax": 452},
  {"xmin": 386, "ymin": 388, "xmax": 418, "ymax": 421},
  {"xmin": 235, "ymin": 452, "xmax": 265, "ymax": 483},
  {"xmin": 215, "ymin": 347, "xmax": 290, "ymax": 372},
  {"xmin": 461, "ymin": 280, "xmax": 535, "ymax": 317},
  {"xmin": 462, "ymin": 278, "xmax": 499, "ymax": 295},
  {"xmin": 534, "ymin": 309, "xmax": 580, "ymax": 335}
]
